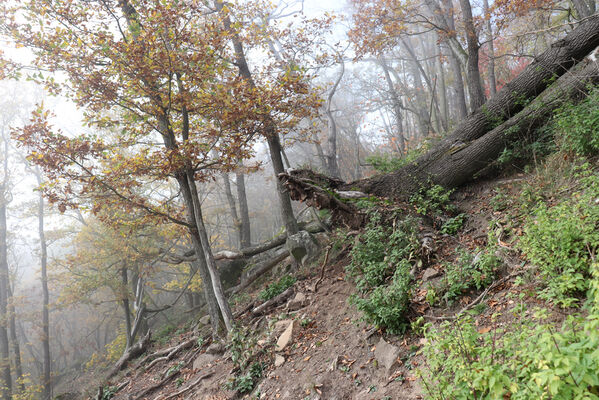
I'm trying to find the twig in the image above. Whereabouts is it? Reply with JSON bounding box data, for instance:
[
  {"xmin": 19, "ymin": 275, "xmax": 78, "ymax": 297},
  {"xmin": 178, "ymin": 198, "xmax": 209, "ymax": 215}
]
[{"xmin": 314, "ymin": 245, "xmax": 332, "ymax": 293}]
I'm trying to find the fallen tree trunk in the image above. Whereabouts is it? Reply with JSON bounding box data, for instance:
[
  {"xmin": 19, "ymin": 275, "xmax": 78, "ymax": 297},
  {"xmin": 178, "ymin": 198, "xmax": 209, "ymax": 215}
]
[
  {"xmin": 281, "ymin": 17, "xmax": 599, "ymax": 210},
  {"xmin": 213, "ymin": 221, "xmax": 325, "ymax": 260},
  {"xmin": 330, "ymin": 15, "xmax": 599, "ymax": 200},
  {"xmin": 228, "ymin": 248, "xmax": 290, "ymax": 295}
]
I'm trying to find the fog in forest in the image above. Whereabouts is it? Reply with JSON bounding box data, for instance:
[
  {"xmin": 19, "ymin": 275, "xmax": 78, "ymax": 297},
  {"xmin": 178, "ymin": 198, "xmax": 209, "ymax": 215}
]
[{"xmin": 0, "ymin": 0, "xmax": 595, "ymax": 397}]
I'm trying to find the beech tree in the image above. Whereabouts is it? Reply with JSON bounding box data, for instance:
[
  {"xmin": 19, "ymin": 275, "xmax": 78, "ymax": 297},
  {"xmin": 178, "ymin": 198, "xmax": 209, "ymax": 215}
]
[{"xmin": 2, "ymin": 0, "xmax": 323, "ymax": 335}]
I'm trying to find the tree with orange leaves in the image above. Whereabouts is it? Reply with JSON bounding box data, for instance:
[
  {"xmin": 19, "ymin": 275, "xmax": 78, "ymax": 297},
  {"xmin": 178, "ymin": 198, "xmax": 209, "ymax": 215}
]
[{"xmin": 2, "ymin": 0, "xmax": 324, "ymax": 337}]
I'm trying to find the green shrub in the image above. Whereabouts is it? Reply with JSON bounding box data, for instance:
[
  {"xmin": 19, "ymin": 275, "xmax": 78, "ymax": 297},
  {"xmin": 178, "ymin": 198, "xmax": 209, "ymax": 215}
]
[
  {"xmin": 554, "ymin": 86, "xmax": 599, "ymax": 156},
  {"xmin": 347, "ymin": 212, "xmax": 420, "ymax": 333},
  {"xmin": 259, "ymin": 275, "xmax": 296, "ymax": 301},
  {"xmin": 439, "ymin": 248, "xmax": 500, "ymax": 305},
  {"xmin": 519, "ymin": 165, "xmax": 599, "ymax": 307},
  {"xmin": 420, "ymin": 262, "xmax": 599, "ymax": 400},
  {"xmin": 351, "ymin": 264, "xmax": 413, "ymax": 334},
  {"xmin": 410, "ymin": 183, "xmax": 455, "ymax": 219},
  {"xmin": 440, "ymin": 214, "xmax": 466, "ymax": 235},
  {"xmin": 155, "ymin": 324, "xmax": 176, "ymax": 345}
]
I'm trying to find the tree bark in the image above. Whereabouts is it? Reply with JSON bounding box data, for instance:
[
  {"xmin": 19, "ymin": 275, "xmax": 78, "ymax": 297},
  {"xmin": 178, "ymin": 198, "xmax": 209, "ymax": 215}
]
[
  {"xmin": 0, "ymin": 129, "xmax": 11, "ymax": 399},
  {"xmin": 459, "ymin": 0, "xmax": 486, "ymax": 111},
  {"xmin": 439, "ymin": 0, "xmax": 468, "ymax": 119},
  {"xmin": 378, "ymin": 57, "xmax": 406, "ymax": 153},
  {"xmin": 35, "ymin": 170, "xmax": 51, "ymax": 400},
  {"xmin": 185, "ymin": 171, "xmax": 234, "ymax": 332},
  {"xmin": 222, "ymin": 173, "xmax": 241, "ymax": 248},
  {"xmin": 482, "ymin": 0, "xmax": 497, "ymax": 96},
  {"xmin": 121, "ymin": 267, "xmax": 133, "ymax": 351},
  {"xmin": 235, "ymin": 166, "xmax": 251, "ymax": 248},
  {"xmin": 325, "ymin": 62, "xmax": 344, "ymax": 178},
  {"xmin": 7, "ymin": 285, "xmax": 24, "ymax": 393}
]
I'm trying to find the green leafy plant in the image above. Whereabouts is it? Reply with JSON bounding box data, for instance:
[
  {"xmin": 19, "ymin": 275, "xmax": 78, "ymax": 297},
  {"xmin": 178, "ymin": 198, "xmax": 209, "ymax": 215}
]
[
  {"xmin": 440, "ymin": 213, "xmax": 466, "ymax": 235},
  {"xmin": 259, "ymin": 275, "xmax": 296, "ymax": 301},
  {"xmin": 519, "ymin": 165, "xmax": 599, "ymax": 307},
  {"xmin": 165, "ymin": 362, "xmax": 183, "ymax": 378},
  {"xmin": 410, "ymin": 183, "xmax": 455, "ymax": 219},
  {"xmin": 439, "ymin": 248, "xmax": 500, "ymax": 305},
  {"xmin": 155, "ymin": 324, "xmax": 177, "ymax": 345},
  {"xmin": 420, "ymin": 288, "xmax": 599, "ymax": 400},
  {"xmin": 226, "ymin": 362, "xmax": 265, "ymax": 394},
  {"xmin": 100, "ymin": 386, "xmax": 117, "ymax": 400},
  {"xmin": 347, "ymin": 212, "xmax": 420, "ymax": 333},
  {"xmin": 553, "ymin": 86, "xmax": 599, "ymax": 156}
]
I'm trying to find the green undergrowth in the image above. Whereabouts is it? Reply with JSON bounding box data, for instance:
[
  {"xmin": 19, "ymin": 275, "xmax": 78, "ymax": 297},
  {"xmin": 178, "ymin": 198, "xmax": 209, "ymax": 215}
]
[
  {"xmin": 259, "ymin": 275, "xmax": 296, "ymax": 301},
  {"xmin": 519, "ymin": 163, "xmax": 599, "ymax": 307},
  {"xmin": 346, "ymin": 211, "xmax": 420, "ymax": 334},
  {"xmin": 418, "ymin": 87, "xmax": 599, "ymax": 399},
  {"xmin": 432, "ymin": 246, "xmax": 501, "ymax": 306},
  {"xmin": 420, "ymin": 263, "xmax": 599, "ymax": 400},
  {"xmin": 226, "ymin": 327, "xmax": 266, "ymax": 395}
]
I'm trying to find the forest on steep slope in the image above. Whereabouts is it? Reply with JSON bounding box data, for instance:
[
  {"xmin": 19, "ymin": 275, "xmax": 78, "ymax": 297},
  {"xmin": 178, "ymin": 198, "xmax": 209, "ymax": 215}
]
[{"xmin": 0, "ymin": 0, "xmax": 597, "ymax": 398}]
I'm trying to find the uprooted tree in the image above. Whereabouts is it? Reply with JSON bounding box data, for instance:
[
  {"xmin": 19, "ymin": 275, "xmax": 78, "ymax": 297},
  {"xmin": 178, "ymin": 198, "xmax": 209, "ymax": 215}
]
[{"xmin": 281, "ymin": 14, "xmax": 599, "ymax": 222}]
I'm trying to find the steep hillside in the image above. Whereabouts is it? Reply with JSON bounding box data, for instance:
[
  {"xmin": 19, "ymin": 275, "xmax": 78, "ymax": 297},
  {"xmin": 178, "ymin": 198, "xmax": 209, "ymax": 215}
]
[{"xmin": 80, "ymin": 87, "xmax": 599, "ymax": 400}]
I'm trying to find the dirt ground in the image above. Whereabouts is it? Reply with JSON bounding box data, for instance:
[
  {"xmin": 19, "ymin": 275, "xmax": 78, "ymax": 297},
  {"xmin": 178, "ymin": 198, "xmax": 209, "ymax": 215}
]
[{"xmin": 94, "ymin": 172, "xmax": 559, "ymax": 400}]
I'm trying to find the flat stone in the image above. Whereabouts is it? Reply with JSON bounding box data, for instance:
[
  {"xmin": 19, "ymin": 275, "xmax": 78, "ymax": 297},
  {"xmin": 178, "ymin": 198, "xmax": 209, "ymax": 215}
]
[
  {"xmin": 206, "ymin": 342, "xmax": 225, "ymax": 355},
  {"xmin": 374, "ymin": 337, "xmax": 400, "ymax": 373},
  {"xmin": 274, "ymin": 319, "xmax": 293, "ymax": 336},
  {"xmin": 276, "ymin": 320, "xmax": 295, "ymax": 351},
  {"xmin": 193, "ymin": 353, "xmax": 216, "ymax": 370},
  {"xmin": 422, "ymin": 267, "xmax": 440, "ymax": 281},
  {"xmin": 274, "ymin": 354, "xmax": 286, "ymax": 367},
  {"xmin": 199, "ymin": 315, "xmax": 211, "ymax": 326}
]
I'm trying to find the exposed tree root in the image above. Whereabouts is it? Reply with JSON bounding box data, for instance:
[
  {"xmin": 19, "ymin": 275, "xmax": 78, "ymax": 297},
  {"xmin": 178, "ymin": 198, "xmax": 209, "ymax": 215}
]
[
  {"xmin": 279, "ymin": 170, "xmax": 366, "ymax": 229},
  {"xmin": 133, "ymin": 348, "xmax": 200, "ymax": 399},
  {"xmin": 143, "ymin": 337, "xmax": 198, "ymax": 371},
  {"xmin": 161, "ymin": 370, "xmax": 214, "ymax": 400},
  {"xmin": 106, "ymin": 331, "xmax": 151, "ymax": 380}
]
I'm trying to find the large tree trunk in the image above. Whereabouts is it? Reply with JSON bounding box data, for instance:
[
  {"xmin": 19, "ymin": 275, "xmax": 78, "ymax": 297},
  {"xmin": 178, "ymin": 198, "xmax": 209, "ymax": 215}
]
[
  {"xmin": 281, "ymin": 18, "xmax": 599, "ymax": 210},
  {"xmin": 459, "ymin": 0, "xmax": 486, "ymax": 111},
  {"xmin": 349, "ymin": 16, "xmax": 599, "ymax": 198},
  {"xmin": 185, "ymin": 170, "xmax": 234, "ymax": 332},
  {"xmin": 236, "ymin": 166, "xmax": 251, "ymax": 248}
]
